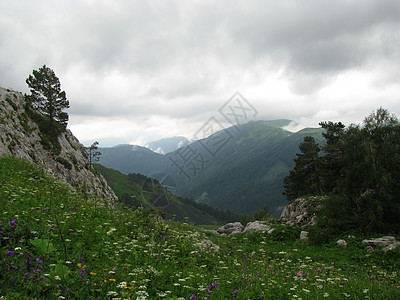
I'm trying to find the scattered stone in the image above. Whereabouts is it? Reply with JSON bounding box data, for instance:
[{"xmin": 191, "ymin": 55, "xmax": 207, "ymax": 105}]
[
  {"xmin": 242, "ymin": 221, "xmax": 271, "ymax": 234},
  {"xmin": 267, "ymin": 228, "xmax": 275, "ymax": 234},
  {"xmin": 196, "ymin": 239, "xmax": 220, "ymax": 253},
  {"xmin": 362, "ymin": 236, "xmax": 400, "ymax": 252},
  {"xmin": 366, "ymin": 245, "xmax": 374, "ymax": 253},
  {"xmin": 336, "ymin": 239, "xmax": 347, "ymax": 247},
  {"xmin": 300, "ymin": 230, "xmax": 309, "ymax": 240}
]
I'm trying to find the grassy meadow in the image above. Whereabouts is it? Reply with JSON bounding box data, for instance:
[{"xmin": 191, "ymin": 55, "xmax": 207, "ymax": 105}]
[{"xmin": 1, "ymin": 156, "xmax": 399, "ymax": 299}]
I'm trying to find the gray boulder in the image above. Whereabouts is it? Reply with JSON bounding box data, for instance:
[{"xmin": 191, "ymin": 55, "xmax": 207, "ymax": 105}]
[
  {"xmin": 362, "ymin": 236, "xmax": 400, "ymax": 252},
  {"xmin": 336, "ymin": 239, "xmax": 347, "ymax": 247},
  {"xmin": 216, "ymin": 222, "xmax": 244, "ymax": 235},
  {"xmin": 242, "ymin": 221, "xmax": 271, "ymax": 234},
  {"xmin": 300, "ymin": 230, "xmax": 309, "ymax": 240}
]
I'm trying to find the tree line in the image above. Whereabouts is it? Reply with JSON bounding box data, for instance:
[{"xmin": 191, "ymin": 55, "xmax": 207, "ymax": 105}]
[{"xmin": 284, "ymin": 108, "xmax": 400, "ymax": 236}]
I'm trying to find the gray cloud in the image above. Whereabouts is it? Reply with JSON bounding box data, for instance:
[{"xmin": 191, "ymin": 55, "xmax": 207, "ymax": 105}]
[{"xmin": 1, "ymin": 0, "xmax": 400, "ymax": 145}]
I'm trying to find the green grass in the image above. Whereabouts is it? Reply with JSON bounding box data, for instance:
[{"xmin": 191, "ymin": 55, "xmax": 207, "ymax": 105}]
[{"xmin": 1, "ymin": 156, "xmax": 399, "ymax": 299}]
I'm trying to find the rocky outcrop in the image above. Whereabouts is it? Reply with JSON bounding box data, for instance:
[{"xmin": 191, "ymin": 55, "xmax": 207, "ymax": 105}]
[
  {"xmin": 279, "ymin": 197, "xmax": 322, "ymax": 228},
  {"xmin": 0, "ymin": 87, "xmax": 117, "ymax": 204},
  {"xmin": 362, "ymin": 236, "xmax": 400, "ymax": 252}
]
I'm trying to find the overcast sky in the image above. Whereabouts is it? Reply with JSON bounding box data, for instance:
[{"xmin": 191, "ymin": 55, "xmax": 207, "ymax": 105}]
[{"xmin": 1, "ymin": 0, "xmax": 400, "ymax": 147}]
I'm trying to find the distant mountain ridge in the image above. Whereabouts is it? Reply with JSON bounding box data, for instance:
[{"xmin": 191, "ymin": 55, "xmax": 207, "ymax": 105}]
[
  {"xmin": 98, "ymin": 119, "xmax": 324, "ymax": 217},
  {"xmin": 148, "ymin": 136, "xmax": 189, "ymax": 154}
]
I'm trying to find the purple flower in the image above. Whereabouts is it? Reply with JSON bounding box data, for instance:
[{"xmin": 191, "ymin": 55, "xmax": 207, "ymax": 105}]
[
  {"xmin": 207, "ymin": 282, "xmax": 218, "ymax": 291},
  {"xmin": 50, "ymin": 227, "xmax": 56, "ymax": 232},
  {"xmin": 36, "ymin": 257, "xmax": 43, "ymax": 264},
  {"xmin": 371, "ymin": 274, "xmax": 376, "ymax": 280},
  {"xmin": 297, "ymin": 270, "xmax": 303, "ymax": 277},
  {"xmin": 6, "ymin": 251, "xmax": 15, "ymax": 256},
  {"xmin": 269, "ymin": 265, "xmax": 274, "ymax": 269},
  {"xmin": 190, "ymin": 294, "xmax": 197, "ymax": 300},
  {"xmin": 205, "ymin": 294, "xmax": 210, "ymax": 298}
]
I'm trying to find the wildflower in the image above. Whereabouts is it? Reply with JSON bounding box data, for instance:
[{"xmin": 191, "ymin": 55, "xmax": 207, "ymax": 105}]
[
  {"xmin": 371, "ymin": 274, "xmax": 376, "ymax": 280},
  {"xmin": 109, "ymin": 278, "xmax": 116, "ymax": 282},
  {"xmin": 190, "ymin": 294, "xmax": 197, "ymax": 300},
  {"xmin": 297, "ymin": 271, "xmax": 303, "ymax": 277},
  {"xmin": 6, "ymin": 251, "xmax": 15, "ymax": 256},
  {"xmin": 205, "ymin": 294, "xmax": 210, "ymax": 298},
  {"xmin": 36, "ymin": 257, "xmax": 43, "ymax": 264},
  {"xmin": 90, "ymin": 272, "xmax": 97, "ymax": 276}
]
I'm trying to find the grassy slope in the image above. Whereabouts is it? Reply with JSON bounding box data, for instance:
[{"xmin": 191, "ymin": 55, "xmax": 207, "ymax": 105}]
[
  {"xmin": 1, "ymin": 156, "xmax": 399, "ymax": 299},
  {"xmin": 93, "ymin": 163, "xmax": 236, "ymax": 225}
]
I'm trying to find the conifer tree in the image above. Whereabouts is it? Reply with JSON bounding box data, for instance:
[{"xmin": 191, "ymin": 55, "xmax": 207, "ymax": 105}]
[
  {"xmin": 86, "ymin": 141, "xmax": 101, "ymax": 167},
  {"xmin": 283, "ymin": 136, "xmax": 322, "ymax": 200},
  {"xmin": 25, "ymin": 65, "xmax": 70, "ymax": 132}
]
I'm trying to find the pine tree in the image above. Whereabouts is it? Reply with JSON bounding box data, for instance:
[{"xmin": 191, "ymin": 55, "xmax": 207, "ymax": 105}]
[
  {"xmin": 86, "ymin": 141, "xmax": 102, "ymax": 167},
  {"xmin": 25, "ymin": 65, "xmax": 70, "ymax": 132},
  {"xmin": 283, "ymin": 136, "xmax": 322, "ymax": 200}
]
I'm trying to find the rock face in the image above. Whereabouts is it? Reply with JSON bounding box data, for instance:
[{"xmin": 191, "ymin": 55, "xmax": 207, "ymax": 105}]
[
  {"xmin": 0, "ymin": 87, "xmax": 117, "ymax": 204},
  {"xmin": 362, "ymin": 236, "xmax": 400, "ymax": 252},
  {"xmin": 279, "ymin": 197, "xmax": 322, "ymax": 228}
]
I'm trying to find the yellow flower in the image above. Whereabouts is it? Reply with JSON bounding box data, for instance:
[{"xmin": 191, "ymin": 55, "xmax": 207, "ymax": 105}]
[
  {"xmin": 109, "ymin": 278, "xmax": 116, "ymax": 282},
  {"xmin": 90, "ymin": 272, "xmax": 97, "ymax": 276}
]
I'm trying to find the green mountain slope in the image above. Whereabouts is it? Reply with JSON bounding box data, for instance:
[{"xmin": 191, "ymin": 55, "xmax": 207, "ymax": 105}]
[
  {"xmin": 94, "ymin": 164, "xmax": 237, "ymax": 225},
  {"xmin": 96, "ymin": 120, "xmax": 323, "ymax": 217},
  {"xmin": 165, "ymin": 120, "xmax": 324, "ymax": 217}
]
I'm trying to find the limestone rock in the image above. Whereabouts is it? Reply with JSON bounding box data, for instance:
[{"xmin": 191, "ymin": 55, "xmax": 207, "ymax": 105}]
[
  {"xmin": 216, "ymin": 222, "xmax": 244, "ymax": 235},
  {"xmin": 336, "ymin": 239, "xmax": 347, "ymax": 247},
  {"xmin": 279, "ymin": 197, "xmax": 322, "ymax": 228},
  {"xmin": 242, "ymin": 221, "xmax": 271, "ymax": 234},
  {"xmin": 0, "ymin": 87, "xmax": 117, "ymax": 205},
  {"xmin": 362, "ymin": 236, "xmax": 400, "ymax": 252},
  {"xmin": 300, "ymin": 230, "xmax": 309, "ymax": 240}
]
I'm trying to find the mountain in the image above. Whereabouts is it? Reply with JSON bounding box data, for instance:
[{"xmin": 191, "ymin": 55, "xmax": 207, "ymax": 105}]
[
  {"xmin": 94, "ymin": 164, "xmax": 238, "ymax": 224},
  {"xmin": 98, "ymin": 144, "xmax": 170, "ymax": 176},
  {"xmin": 164, "ymin": 120, "xmax": 324, "ymax": 217},
  {"xmin": 0, "ymin": 87, "xmax": 117, "ymax": 203},
  {"xmin": 147, "ymin": 136, "xmax": 189, "ymax": 154},
  {"xmin": 97, "ymin": 119, "xmax": 323, "ymax": 217}
]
